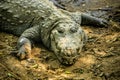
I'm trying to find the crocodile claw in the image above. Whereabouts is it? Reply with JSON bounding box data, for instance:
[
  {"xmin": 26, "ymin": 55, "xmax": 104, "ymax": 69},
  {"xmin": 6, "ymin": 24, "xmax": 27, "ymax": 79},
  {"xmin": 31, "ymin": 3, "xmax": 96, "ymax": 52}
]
[{"xmin": 100, "ymin": 19, "xmax": 109, "ymax": 27}]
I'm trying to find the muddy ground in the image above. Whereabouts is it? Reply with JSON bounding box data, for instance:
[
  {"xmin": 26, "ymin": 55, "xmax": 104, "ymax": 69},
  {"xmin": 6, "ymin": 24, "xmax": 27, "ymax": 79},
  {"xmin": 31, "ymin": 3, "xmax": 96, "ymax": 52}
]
[{"xmin": 0, "ymin": 0, "xmax": 120, "ymax": 80}]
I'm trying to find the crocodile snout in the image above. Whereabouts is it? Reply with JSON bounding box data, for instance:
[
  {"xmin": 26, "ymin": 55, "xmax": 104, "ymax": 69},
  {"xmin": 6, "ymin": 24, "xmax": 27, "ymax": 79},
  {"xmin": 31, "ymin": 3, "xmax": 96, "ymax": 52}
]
[
  {"xmin": 50, "ymin": 22, "xmax": 87, "ymax": 65},
  {"xmin": 56, "ymin": 45, "xmax": 81, "ymax": 65}
]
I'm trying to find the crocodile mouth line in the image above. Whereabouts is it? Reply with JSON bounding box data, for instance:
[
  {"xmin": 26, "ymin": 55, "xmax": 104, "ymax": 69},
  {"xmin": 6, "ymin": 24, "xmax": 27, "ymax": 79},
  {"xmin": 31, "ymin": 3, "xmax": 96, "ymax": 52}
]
[{"xmin": 53, "ymin": 39, "xmax": 81, "ymax": 65}]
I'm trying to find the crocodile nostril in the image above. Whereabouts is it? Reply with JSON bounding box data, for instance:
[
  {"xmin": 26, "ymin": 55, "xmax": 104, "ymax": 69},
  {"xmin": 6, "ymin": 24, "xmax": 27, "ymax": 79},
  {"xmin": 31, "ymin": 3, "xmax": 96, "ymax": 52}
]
[
  {"xmin": 76, "ymin": 48, "xmax": 80, "ymax": 54},
  {"xmin": 61, "ymin": 57, "xmax": 75, "ymax": 66}
]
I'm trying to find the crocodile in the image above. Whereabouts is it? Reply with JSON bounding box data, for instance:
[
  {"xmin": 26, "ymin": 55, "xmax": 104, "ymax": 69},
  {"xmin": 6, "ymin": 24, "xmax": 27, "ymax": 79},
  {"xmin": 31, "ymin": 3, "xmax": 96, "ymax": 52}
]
[{"xmin": 0, "ymin": 0, "xmax": 107, "ymax": 65}]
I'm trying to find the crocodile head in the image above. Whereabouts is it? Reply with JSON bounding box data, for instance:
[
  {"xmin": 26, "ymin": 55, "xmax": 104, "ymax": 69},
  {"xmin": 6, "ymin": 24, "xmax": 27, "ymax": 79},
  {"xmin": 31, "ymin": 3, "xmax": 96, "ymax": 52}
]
[{"xmin": 50, "ymin": 21, "xmax": 87, "ymax": 65}]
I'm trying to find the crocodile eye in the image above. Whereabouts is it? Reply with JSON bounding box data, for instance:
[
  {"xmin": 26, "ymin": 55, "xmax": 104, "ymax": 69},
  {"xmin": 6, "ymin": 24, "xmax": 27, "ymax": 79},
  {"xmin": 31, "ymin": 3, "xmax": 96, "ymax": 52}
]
[
  {"xmin": 57, "ymin": 27, "xmax": 65, "ymax": 33},
  {"xmin": 70, "ymin": 27, "xmax": 78, "ymax": 33}
]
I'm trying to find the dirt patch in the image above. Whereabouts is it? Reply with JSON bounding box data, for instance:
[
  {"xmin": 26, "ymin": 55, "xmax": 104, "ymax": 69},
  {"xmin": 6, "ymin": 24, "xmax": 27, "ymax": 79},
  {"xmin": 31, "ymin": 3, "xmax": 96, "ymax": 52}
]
[{"xmin": 0, "ymin": 0, "xmax": 120, "ymax": 80}]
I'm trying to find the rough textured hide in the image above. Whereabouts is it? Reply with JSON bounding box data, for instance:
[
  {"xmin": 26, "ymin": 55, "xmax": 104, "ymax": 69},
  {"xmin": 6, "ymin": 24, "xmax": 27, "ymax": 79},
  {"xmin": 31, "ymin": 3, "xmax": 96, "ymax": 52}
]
[{"xmin": 0, "ymin": 0, "xmax": 107, "ymax": 65}]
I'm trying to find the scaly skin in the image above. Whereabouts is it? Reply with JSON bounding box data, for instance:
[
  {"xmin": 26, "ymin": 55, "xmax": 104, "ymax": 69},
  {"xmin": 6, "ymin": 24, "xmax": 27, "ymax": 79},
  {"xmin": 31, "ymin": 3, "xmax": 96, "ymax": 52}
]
[{"xmin": 0, "ymin": 0, "xmax": 107, "ymax": 65}]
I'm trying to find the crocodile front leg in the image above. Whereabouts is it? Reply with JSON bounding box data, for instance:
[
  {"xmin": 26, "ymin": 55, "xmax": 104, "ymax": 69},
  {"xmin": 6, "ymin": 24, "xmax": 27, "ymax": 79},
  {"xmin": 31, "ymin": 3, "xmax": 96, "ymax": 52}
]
[
  {"xmin": 17, "ymin": 37, "xmax": 32, "ymax": 59},
  {"xmin": 16, "ymin": 25, "xmax": 41, "ymax": 59}
]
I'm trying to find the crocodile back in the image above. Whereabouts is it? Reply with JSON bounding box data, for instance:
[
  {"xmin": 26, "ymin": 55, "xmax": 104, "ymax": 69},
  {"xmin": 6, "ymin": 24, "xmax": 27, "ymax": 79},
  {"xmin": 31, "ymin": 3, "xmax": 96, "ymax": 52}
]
[{"xmin": 0, "ymin": 0, "xmax": 70, "ymax": 36}]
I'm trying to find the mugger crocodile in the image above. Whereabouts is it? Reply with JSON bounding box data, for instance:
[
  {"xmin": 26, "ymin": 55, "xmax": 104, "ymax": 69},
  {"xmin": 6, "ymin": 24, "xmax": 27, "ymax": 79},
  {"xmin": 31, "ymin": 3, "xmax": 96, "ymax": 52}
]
[{"xmin": 0, "ymin": 0, "xmax": 107, "ymax": 65}]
